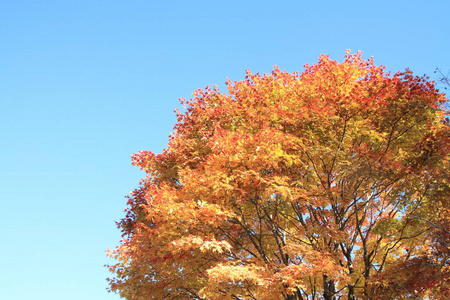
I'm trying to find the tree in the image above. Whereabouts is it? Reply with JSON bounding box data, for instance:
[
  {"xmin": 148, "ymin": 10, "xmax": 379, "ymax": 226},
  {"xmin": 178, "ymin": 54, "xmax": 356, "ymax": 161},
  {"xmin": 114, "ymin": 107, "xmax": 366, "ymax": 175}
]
[{"xmin": 107, "ymin": 51, "xmax": 450, "ymax": 299}]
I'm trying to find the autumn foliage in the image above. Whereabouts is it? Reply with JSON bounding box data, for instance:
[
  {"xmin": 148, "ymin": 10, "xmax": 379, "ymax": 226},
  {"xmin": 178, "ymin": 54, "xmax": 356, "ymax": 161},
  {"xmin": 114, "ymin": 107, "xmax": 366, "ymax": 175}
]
[{"xmin": 107, "ymin": 51, "xmax": 449, "ymax": 299}]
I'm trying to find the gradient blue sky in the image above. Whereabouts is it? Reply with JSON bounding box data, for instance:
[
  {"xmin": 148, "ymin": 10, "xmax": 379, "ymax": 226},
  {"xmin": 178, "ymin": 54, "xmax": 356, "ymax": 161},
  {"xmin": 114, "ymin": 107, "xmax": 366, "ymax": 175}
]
[{"xmin": 1, "ymin": 1, "xmax": 448, "ymax": 299}]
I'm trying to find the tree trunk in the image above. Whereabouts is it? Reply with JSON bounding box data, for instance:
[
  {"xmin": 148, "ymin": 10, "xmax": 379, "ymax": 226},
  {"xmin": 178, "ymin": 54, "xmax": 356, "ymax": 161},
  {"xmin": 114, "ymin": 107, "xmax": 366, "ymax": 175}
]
[
  {"xmin": 323, "ymin": 275, "xmax": 336, "ymax": 300},
  {"xmin": 347, "ymin": 284, "xmax": 355, "ymax": 300}
]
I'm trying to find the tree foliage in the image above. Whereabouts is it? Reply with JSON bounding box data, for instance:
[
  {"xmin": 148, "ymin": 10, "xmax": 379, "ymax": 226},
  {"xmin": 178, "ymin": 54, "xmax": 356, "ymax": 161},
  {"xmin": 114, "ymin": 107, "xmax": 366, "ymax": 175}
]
[{"xmin": 107, "ymin": 51, "xmax": 450, "ymax": 299}]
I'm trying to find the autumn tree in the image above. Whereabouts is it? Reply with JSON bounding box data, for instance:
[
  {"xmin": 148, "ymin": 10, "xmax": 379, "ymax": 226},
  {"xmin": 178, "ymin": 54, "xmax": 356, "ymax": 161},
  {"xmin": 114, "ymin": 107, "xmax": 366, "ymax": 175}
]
[{"xmin": 107, "ymin": 51, "xmax": 450, "ymax": 299}]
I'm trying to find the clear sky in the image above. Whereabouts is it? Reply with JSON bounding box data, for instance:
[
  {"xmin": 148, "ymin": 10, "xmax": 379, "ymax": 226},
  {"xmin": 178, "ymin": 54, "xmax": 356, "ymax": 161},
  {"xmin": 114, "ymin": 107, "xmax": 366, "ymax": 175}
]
[{"xmin": 1, "ymin": 1, "xmax": 448, "ymax": 299}]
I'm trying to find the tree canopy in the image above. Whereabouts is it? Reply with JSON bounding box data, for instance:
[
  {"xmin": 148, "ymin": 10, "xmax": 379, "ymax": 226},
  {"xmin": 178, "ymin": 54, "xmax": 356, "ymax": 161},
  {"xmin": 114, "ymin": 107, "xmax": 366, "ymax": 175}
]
[{"xmin": 107, "ymin": 51, "xmax": 450, "ymax": 299}]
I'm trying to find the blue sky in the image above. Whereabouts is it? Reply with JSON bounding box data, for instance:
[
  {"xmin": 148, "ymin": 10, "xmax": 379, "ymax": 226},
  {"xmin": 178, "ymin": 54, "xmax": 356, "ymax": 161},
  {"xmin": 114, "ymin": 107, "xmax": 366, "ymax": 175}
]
[{"xmin": 1, "ymin": 1, "xmax": 448, "ymax": 299}]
